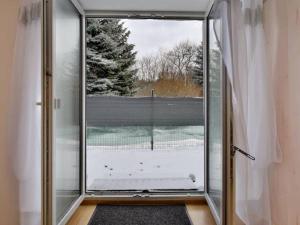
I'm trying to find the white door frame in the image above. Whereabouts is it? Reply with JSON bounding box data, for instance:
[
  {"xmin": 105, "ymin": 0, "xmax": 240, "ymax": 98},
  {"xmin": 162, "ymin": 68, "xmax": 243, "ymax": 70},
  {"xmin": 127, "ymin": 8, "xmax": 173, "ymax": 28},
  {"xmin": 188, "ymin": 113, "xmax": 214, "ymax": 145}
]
[
  {"xmin": 42, "ymin": 0, "xmax": 233, "ymax": 224},
  {"xmin": 43, "ymin": 0, "xmax": 86, "ymax": 224},
  {"xmin": 203, "ymin": 2, "xmax": 233, "ymax": 225}
]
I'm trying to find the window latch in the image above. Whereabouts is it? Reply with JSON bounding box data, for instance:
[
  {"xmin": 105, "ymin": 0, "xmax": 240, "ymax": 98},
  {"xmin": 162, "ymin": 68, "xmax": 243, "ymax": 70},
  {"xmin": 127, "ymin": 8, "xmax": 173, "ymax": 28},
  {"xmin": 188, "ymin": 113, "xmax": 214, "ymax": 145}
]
[{"xmin": 231, "ymin": 145, "xmax": 255, "ymax": 161}]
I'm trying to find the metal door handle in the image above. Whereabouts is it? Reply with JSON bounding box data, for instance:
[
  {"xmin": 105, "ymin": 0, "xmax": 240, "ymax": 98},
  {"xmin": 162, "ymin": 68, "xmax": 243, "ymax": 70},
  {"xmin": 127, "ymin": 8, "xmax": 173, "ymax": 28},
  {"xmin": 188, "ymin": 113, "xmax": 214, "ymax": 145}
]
[{"xmin": 231, "ymin": 145, "xmax": 255, "ymax": 160}]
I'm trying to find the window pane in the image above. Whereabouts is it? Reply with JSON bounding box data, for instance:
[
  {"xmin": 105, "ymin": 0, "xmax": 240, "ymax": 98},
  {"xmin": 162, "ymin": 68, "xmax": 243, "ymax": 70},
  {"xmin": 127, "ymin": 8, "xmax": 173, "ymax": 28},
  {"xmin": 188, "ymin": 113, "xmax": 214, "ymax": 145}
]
[
  {"xmin": 54, "ymin": 0, "xmax": 81, "ymax": 222},
  {"xmin": 207, "ymin": 18, "xmax": 223, "ymax": 216}
]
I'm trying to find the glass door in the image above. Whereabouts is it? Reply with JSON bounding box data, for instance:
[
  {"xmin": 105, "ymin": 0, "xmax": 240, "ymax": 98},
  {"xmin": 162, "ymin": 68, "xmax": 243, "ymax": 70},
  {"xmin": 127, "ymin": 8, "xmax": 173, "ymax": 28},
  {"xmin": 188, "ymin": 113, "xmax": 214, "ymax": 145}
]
[
  {"xmin": 205, "ymin": 4, "xmax": 230, "ymax": 225},
  {"xmin": 46, "ymin": 0, "xmax": 84, "ymax": 224}
]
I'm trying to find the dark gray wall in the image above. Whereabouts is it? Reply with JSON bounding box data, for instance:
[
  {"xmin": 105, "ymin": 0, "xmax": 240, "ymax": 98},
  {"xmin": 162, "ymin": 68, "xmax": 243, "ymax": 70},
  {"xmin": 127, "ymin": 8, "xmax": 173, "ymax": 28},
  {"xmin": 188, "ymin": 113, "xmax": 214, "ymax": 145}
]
[{"xmin": 86, "ymin": 96, "xmax": 204, "ymax": 126}]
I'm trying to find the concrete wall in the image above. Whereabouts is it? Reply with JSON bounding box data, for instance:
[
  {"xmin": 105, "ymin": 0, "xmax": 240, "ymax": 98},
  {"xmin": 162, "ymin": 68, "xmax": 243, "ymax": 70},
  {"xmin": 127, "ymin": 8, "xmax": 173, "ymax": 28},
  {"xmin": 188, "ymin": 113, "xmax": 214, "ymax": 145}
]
[{"xmin": 0, "ymin": 0, "xmax": 20, "ymax": 225}]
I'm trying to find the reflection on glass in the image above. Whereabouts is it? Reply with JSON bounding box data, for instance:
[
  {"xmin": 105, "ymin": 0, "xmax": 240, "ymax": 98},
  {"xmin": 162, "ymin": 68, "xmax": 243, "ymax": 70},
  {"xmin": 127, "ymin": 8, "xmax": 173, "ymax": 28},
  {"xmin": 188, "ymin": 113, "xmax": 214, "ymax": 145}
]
[
  {"xmin": 86, "ymin": 18, "xmax": 204, "ymax": 191},
  {"xmin": 208, "ymin": 18, "xmax": 222, "ymax": 216},
  {"xmin": 54, "ymin": 0, "xmax": 81, "ymax": 222}
]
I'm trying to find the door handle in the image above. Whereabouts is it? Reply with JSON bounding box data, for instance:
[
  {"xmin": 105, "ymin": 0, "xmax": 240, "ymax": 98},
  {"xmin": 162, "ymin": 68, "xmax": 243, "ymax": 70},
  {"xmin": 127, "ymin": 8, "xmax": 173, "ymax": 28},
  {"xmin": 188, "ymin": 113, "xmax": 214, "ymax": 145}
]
[
  {"xmin": 231, "ymin": 145, "xmax": 255, "ymax": 160},
  {"xmin": 54, "ymin": 98, "xmax": 61, "ymax": 109}
]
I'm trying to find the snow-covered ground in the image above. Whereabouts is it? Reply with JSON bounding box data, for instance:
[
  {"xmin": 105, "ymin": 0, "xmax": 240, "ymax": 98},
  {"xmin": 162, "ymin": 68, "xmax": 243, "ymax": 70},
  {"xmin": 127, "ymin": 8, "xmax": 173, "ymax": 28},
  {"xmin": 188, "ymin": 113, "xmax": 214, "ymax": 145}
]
[{"xmin": 86, "ymin": 126, "xmax": 205, "ymax": 191}]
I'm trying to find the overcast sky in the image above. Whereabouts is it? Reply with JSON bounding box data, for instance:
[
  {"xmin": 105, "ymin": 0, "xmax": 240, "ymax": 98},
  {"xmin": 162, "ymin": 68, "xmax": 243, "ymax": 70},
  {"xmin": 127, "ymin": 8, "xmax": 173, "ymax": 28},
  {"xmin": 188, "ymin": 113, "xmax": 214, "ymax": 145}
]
[{"xmin": 122, "ymin": 19, "xmax": 203, "ymax": 59}]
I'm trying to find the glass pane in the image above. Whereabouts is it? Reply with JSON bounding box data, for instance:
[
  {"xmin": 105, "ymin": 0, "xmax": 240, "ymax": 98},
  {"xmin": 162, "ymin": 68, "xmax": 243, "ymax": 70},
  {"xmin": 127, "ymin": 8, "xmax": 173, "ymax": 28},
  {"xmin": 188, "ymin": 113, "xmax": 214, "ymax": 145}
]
[
  {"xmin": 207, "ymin": 17, "xmax": 223, "ymax": 217},
  {"xmin": 86, "ymin": 19, "xmax": 204, "ymax": 191},
  {"xmin": 54, "ymin": 0, "xmax": 81, "ymax": 222}
]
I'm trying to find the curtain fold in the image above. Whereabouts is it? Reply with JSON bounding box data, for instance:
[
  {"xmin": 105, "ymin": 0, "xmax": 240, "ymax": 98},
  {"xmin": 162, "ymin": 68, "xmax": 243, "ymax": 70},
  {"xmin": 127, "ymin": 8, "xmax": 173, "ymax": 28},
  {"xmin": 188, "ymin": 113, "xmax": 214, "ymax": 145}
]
[
  {"xmin": 9, "ymin": 0, "xmax": 42, "ymax": 225},
  {"xmin": 213, "ymin": 0, "xmax": 281, "ymax": 224}
]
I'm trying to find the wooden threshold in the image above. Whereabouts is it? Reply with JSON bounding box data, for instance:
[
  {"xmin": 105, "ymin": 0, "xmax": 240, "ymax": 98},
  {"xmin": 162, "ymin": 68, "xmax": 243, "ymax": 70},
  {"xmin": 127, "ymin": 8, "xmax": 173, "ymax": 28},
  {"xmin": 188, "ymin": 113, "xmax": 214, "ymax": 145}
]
[
  {"xmin": 186, "ymin": 203, "xmax": 216, "ymax": 225},
  {"xmin": 66, "ymin": 205, "xmax": 96, "ymax": 225},
  {"xmin": 81, "ymin": 198, "xmax": 206, "ymax": 206}
]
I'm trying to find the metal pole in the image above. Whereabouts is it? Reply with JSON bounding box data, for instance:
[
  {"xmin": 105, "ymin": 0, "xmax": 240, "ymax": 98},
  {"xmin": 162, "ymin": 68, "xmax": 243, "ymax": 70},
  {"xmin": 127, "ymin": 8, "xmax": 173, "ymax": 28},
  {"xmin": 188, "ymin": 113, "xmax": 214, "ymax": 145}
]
[{"xmin": 151, "ymin": 89, "xmax": 154, "ymax": 151}]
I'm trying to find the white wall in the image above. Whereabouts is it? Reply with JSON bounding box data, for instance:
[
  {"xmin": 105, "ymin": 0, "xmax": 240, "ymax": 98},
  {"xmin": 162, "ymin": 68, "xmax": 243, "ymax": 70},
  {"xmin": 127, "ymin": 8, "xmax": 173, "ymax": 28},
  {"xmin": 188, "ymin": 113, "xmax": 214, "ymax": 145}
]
[
  {"xmin": 264, "ymin": 0, "xmax": 300, "ymax": 224},
  {"xmin": 0, "ymin": 0, "xmax": 20, "ymax": 225},
  {"xmin": 236, "ymin": 0, "xmax": 300, "ymax": 224}
]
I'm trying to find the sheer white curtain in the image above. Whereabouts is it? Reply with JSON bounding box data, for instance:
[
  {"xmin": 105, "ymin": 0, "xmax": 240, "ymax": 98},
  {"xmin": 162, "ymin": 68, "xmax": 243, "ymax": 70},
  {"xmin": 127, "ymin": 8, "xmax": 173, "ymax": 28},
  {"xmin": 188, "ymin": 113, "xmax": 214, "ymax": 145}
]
[
  {"xmin": 9, "ymin": 0, "xmax": 42, "ymax": 224},
  {"xmin": 213, "ymin": 0, "xmax": 281, "ymax": 224}
]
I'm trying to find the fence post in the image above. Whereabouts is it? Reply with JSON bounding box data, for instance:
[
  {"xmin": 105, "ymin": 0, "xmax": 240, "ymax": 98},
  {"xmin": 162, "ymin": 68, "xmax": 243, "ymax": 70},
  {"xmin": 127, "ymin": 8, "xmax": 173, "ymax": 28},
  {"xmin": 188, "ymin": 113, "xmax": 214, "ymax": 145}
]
[{"xmin": 151, "ymin": 89, "xmax": 154, "ymax": 151}]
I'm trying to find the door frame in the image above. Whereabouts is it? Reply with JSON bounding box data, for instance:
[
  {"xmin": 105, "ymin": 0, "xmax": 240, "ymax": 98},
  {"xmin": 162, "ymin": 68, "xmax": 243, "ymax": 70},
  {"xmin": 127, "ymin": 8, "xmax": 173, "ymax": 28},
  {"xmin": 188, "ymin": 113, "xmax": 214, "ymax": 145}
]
[
  {"xmin": 203, "ymin": 2, "xmax": 233, "ymax": 225},
  {"xmin": 42, "ymin": 0, "xmax": 234, "ymax": 224},
  {"xmin": 42, "ymin": 0, "xmax": 86, "ymax": 224},
  {"xmin": 83, "ymin": 12, "xmax": 206, "ymax": 197}
]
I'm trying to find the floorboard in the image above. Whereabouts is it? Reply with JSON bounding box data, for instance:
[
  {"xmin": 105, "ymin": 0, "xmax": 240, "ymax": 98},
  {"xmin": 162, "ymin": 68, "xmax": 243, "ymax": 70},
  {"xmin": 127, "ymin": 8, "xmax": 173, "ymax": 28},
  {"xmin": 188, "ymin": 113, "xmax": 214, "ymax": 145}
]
[
  {"xmin": 186, "ymin": 203, "xmax": 216, "ymax": 225},
  {"xmin": 66, "ymin": 205, "xmax": 96, "ymax": 225}
]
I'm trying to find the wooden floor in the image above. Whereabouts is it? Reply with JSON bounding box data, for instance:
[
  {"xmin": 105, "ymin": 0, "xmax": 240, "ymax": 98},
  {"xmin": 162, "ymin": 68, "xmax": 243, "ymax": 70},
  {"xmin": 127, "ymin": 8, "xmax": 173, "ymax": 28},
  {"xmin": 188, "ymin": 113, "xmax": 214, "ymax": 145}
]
[
  {"xmin": 67, "ymin": 202, "xmax": 216, "ymax": 225},
  {"xmin": 186, "ymin": 203, "xmax": 216, "ymax": 225}
]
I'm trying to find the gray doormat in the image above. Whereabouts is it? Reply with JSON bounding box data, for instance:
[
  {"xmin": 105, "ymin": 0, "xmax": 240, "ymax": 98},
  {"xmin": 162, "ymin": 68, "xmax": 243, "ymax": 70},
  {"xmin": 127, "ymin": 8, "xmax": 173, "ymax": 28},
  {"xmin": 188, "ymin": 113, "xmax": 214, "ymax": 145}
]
[{"xmin": 88, "ymin": 205, "xmax": 192, "ymax": 225}]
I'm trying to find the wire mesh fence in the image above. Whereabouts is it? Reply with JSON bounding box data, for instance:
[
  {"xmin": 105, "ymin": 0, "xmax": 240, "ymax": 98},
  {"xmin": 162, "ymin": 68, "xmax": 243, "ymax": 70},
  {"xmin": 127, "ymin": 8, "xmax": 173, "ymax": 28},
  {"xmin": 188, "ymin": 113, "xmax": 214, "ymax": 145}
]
[{"xmin": 86, "ymin": 125, "xmax": 204, "ymax": 151}]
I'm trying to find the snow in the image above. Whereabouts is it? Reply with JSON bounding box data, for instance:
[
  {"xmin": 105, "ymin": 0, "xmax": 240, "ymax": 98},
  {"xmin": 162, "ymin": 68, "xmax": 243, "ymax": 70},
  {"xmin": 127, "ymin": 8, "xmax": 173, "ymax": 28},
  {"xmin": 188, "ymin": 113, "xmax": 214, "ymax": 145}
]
[
  {"xmin": 87, "ymin": 147, "xmax": 204, "ymax": 191},
  {"xmin": 54, "ymin": 125, "xmax": 222, "ymax": 193},
  {"xmin": 86, "ymin": 125, "xmax": 205, "ymax": 191},
  {"xmin": 94, "ymin": 57, "xmax": 118, "ymax": 68}
]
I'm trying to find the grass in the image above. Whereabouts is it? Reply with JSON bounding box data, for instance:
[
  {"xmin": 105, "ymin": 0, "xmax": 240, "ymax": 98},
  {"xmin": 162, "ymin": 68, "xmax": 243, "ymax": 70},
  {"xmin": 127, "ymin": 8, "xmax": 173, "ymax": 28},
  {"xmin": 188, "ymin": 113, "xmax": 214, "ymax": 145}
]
[{"xmin": 135, "ymin": 77, "xmax": 203, "ymax": 97}]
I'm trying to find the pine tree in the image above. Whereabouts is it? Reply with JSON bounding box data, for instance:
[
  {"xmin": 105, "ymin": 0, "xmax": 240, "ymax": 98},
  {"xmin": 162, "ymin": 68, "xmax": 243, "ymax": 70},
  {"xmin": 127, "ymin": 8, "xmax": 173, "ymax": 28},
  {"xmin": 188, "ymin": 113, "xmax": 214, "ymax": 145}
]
[
  {"xmin": 86, "ymin": 18, "xmax": 137, "ymax": 96},
  {"xmin": 192, "ymin": 44, "xmax": 204, "ymax": 86},
  {"xmin": 209, "ymin": 48, "xmax": 221, "ymax": 96}
]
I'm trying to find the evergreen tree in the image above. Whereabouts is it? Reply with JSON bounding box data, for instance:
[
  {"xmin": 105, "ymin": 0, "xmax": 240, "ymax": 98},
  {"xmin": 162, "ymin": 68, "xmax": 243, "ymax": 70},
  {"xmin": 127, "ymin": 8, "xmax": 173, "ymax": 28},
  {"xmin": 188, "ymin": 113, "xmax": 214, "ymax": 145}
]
[
  {"xmin": 209, "ymin": 48, "xmax": 221, "ymax": 96},
  {"xmin": 192, "ymin": 44, "xmax": 204, "ymax": 86},
  {"xmin": 86, "ymin": 18, "xmax": 137, "ymax": 96}
]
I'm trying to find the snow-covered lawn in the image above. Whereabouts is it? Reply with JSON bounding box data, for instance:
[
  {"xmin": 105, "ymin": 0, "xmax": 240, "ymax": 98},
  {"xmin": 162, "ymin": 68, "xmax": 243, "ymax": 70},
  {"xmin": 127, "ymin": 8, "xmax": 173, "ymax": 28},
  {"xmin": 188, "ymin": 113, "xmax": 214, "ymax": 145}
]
[{"xmin": 86, "ymin": 126, "xmax": 205, "ymax": 191}]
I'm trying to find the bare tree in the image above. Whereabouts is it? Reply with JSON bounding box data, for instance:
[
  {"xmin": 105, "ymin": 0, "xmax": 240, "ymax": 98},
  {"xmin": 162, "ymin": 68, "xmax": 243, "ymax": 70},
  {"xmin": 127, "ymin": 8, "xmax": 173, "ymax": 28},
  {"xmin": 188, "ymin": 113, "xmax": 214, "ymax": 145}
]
[
  {"xmin": 137, "ymin": 40, "xmax": 199, "ymax": 84},
  {"xmin": 137, "ymin": 55, "xmax": 160, "ymax": 81},
  {"xmin": 157, "ymin": 50, "xmax": 174, "ymax": 80},
  {"xmin": 165, "ymin": 41, "xmax": 197, "ymax": 85}
]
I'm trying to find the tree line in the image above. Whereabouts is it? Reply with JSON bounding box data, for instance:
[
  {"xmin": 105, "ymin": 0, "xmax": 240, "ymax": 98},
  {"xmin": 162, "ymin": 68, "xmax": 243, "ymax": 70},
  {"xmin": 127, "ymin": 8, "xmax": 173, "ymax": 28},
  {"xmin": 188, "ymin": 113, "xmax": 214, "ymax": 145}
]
[
  {"xmin": 137, "ymin": 41, "xmax": 203, "ymax": 87},
  {"xmin": 86, "ymin": 18, "xmax": 204, "ymax": 96}
]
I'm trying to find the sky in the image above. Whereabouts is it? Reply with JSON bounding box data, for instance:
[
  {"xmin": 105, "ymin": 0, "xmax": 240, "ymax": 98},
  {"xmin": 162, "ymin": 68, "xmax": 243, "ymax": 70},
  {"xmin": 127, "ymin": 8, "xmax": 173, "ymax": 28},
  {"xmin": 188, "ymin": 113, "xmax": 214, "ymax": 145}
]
[{"xmin": 122, "ymin": 19, "xmax": 203, "ymax": 59}]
